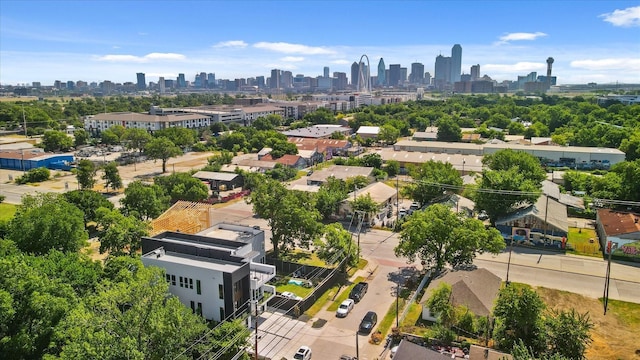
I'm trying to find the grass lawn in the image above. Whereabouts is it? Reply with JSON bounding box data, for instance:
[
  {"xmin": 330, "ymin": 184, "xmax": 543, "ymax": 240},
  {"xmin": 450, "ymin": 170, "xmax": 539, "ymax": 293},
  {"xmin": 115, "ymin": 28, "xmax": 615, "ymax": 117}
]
[
  {"xmin": 0, "ymin": 203, "xmax": 17, "ymax": 221},
  {"xmin": 566, "ymin": 227, "xmax": 601, "ymax": 257},
  {"xmin": 304, "ymin": 283, "xmax": 342, "ymax": 318},
  {"xmin": 271, "ymin": 276, "xmax": 314, "ymax": 298},
  {"xmin": 535, "ymin": 286, "xmax": 640, "ymax": 360},
  {"xmin": 377, "ymin": 298, "xmax": 408, "ymax": 338},
  {"xmin": 326, "ymin": 276, "xmax": 365, "ymax": 312},
  {"xmin": 347, "ymin": 258, "xmax": 368, "ymax": 277},
  {"xmin": 280, "ymin": 250, "xmax": 328, "ymax": 267}
]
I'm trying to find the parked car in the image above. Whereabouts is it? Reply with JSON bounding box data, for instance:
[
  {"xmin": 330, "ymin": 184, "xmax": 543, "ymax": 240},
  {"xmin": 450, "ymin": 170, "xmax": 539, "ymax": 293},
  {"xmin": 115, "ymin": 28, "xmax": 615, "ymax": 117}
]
[
  {"xmin": 359, "ymin": 311, "xmax": 378, "ymax": 334},
  {"xmin": 336, "ymin": 299, "xmax": 355, "ymax": 318},
  {"xmin": 294, "ymin": 345, "xmax": 312, "ymax": 360},
  {"xmin": 281, "ymin": 291, "xmax": 303, "ymax": 301},
  {"xmin": 339, "ymin": 355, "xmax": 356, "ymax": 360},
  {"xmin": 349, "ymin": 282, "xmax": 369, "ymax": 303}
]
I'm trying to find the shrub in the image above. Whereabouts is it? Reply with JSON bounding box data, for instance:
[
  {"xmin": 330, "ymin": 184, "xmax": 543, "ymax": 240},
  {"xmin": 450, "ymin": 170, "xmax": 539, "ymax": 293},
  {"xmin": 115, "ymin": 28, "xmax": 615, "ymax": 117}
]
[{"xmin": 15, "ymin": 167, "xmax": 50, "ymax": 184}]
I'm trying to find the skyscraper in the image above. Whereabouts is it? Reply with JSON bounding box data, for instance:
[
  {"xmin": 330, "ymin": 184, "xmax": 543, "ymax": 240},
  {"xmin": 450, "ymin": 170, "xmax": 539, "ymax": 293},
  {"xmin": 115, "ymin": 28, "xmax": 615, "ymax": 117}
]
[
  {"xmin": 377, "ymin": 58, "xmax": 386, "ymax": 86},
  {"xmin": 323, "ymin": 67, "xmax": 330, "ymax": 78},
  {"xmin": 136, "ymin": 73, "xmax": 146, "ymax": 90},
  {"xmin": 450, "ymin": 44, "xmax": 462, "ymax": 83},
  {"xmin": 434, "ymin": 55, "xmax": 451, "ymax": 90},
  {"xmin": 351, "ymin": 62, "xmax": 360, "ymax": 89},
  {"xmin": 388, "ymin": 64, "xmax": 401, "ymax": 87},
  {"xmin": 410, "ymin": 62, "xmax": 424, "ymax": 84},
  {"xmin": 270, "ymin": 69, "xmax": 280, "ymax": 89},
  {"xmin": 470, "ymin": 64, "xmax": 480, "ymax": 81},
  {"xmin": 177, "ymin": 73, "xmax": 186, "ymax": 88},
  {"xmin": 207, "ymin": 73, "xmax": 216, "ymax": 88}
]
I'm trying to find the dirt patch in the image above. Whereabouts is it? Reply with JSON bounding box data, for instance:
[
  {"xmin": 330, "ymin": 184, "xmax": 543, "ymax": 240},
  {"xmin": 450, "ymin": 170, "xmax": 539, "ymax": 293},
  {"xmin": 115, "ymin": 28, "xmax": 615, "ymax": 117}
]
[
  {"xmin": 536, "ymin": 287, "xmax": 640, "ymax": 360},
  {"xmin": 83, "ymin": 240, "xmax": 108, "ymax": 263}
]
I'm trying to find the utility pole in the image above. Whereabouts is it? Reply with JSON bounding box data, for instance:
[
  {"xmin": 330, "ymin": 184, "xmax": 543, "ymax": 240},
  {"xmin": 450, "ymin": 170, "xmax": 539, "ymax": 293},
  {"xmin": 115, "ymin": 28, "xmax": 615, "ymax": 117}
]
[
  {"xmin": 396, "ymin": 281, "xmax": 400, "ymax": 328},
  {"xmin": 396, "ymin": 176, "xmax": 399, "ymax": 217},
  {"xmin": 505, "ymin": 238, "xmax": 514, "ymax": 285},
  {"xmin": 355, "ymin": 332, "xmax": 359, "ymax": 360},
  {"xmin": 603, "ymin": 241, "xmax": 616, "ymax": 315},
  {"xmin": 22, "ymin": 104, "xmax": 27, "ymax": 137}
]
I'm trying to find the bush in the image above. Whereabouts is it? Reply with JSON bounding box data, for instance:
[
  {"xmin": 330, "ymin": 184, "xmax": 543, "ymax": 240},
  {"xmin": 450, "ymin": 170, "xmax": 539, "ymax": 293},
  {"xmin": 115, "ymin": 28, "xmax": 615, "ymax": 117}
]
[
  {"xmin": 433, "ymin": 325, "xmax": 456, "ymax": 345},
  {"xmin": 15, "ymin": 167, "xmax": 50, "ymax": 184}
]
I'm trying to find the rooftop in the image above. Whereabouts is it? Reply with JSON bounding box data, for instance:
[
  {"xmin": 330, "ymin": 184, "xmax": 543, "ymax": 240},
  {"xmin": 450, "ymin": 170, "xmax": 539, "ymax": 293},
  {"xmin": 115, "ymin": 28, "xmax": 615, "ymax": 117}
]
[
  {"xmin": 307, "ymin": 165, "xmax": 374, "ymax": 183},
  {"xmin": 597, "ymin": 209, "xmax": 640, "ymax": 237}
]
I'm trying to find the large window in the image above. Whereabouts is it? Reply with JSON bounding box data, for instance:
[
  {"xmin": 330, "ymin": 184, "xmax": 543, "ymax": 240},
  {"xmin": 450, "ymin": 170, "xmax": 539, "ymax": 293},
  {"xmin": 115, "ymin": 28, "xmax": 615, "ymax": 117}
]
[
  {"xmin": 218, "ymin": 284, "xmax": 224, "ymax": 299},
  {"xmin": 196, "ymin": 280, "xmax": 201, "ymax": 295}
]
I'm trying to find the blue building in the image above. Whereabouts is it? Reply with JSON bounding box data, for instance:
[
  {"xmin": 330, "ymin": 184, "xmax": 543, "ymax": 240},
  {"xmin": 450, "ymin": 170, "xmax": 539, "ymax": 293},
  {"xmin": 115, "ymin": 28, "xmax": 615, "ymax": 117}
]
[{"xmin": 0, "ymin": 150, "xmax": 74, "ymax": 171}]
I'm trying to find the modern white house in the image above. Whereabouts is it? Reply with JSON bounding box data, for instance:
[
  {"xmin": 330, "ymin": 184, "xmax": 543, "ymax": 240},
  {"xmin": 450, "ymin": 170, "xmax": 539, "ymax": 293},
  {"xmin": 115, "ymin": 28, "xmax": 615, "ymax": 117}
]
[{"xmin": 141, "ymin": 223, "xmax": 276, "ymax": 322}]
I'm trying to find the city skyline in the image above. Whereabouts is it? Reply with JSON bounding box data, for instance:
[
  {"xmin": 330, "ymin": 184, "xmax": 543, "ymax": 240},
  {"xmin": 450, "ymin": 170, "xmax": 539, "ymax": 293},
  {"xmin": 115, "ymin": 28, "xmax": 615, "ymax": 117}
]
[{"xmin": 1, "ymin": 1, "xmax": 639, "ymax": 86}]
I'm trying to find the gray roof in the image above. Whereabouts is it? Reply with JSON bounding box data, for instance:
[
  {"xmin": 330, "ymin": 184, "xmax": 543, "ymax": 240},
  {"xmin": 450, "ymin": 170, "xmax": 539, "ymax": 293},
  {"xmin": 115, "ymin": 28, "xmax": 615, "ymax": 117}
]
[
  {"xmin": 192, "ymin": 171, "xmax": 240, "ymax": 182},
  {"xmin": 393, "ymin": 340, "xmax": 452, "ymax": 360},
  {"xmin": 542, "ymin": 180, "xmax": 584, "ymax": 210},
  {"xmin": 495, "ymin": 195, "xmax": 569, "ymax": 233},
  {"xmin": 307, "ymin": 165, "xmax": 374, "ymax": 183},
  {"xmin": 376, "ymin": 148, "xmax": 484, "ymax": 173},
  {"xmin": 345, "ymin": 182, "xmax": 396, "ymax": 204},
  {"xmin": 412, "ymin": 131, "xmax": 438, "ymax": 140},
  {"xmin": 421, "ymin": 268, "xmax": 502, "ymax": 317},
  {"xmin": 469, "ymin": 345, "xmax": 513, "ymax": 360}
]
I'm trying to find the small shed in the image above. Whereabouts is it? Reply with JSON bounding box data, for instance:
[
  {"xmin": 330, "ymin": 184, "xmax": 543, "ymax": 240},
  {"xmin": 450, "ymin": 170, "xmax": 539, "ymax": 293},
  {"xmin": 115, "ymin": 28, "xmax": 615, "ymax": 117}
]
[{"xmin": 192, "ymin": 171, "xmax": 243, "ymax": 191}]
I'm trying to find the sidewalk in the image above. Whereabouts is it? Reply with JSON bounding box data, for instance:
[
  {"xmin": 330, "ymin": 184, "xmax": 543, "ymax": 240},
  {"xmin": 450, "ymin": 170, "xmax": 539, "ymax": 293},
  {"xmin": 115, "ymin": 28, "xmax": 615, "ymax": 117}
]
[{"xmin": 475, "ymin": 248, "xmax": 640, "ymax": 283}]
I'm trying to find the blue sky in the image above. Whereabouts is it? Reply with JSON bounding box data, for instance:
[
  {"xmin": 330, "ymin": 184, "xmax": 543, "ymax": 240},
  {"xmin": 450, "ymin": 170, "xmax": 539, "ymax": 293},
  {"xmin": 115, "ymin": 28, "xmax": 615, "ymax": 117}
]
[{"xmin": 1, "ymin": 1, "xmax": 639, "ymax": 86}]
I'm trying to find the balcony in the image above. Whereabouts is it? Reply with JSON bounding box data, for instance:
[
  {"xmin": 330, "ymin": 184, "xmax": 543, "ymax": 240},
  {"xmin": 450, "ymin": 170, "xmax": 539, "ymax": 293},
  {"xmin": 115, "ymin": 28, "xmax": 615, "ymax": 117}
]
[{"xmin": 249, "ymin": 262, "xmax": 276, "ymax": 289}]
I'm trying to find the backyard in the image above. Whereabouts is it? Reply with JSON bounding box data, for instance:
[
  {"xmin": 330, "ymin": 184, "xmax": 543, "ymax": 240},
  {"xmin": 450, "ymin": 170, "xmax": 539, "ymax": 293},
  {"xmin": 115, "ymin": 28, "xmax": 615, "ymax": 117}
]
[{"xmin": 566, "ymin": 227, "xmax": 601, "ymax": 258}]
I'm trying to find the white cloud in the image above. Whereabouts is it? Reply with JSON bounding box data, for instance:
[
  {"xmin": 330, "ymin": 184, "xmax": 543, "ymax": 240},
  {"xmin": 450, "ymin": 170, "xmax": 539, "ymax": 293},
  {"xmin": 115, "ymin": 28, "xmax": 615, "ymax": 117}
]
[
  {"xmin": 483, "ymin": 62, "xmax": 546, "ymax": 72},
  {"xmin": 213, "ymin": 40, "xmax": 248, "ymax": 48},
  {"xmin": 495, "ymin": 32, "xmax": 547, "ymax": 45},
  {"xmin": 571, "ymin": 58, "xmax": 640, "ymax": 71},
  {"xmin": 599, "ymin": 6, "xmax": 640, "ymax": 27},
  {"xmin": 253, "ymin": 42, "xmax": 335, "ymax": 55},
  {"xmin": 281, "ymin": 56, "xmax": 304, "ymax": 62},
  {"xmin": 331, "ymin": 59, "xmax": 351, "ymax": 65},
  {"xmin": 95, "ymin": 52, "xmax": 185, "ymax": 63}
]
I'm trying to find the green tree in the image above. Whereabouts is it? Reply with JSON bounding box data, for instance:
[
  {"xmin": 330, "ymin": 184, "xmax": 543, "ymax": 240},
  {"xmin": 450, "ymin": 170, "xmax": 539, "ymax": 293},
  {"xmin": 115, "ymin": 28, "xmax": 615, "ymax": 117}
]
[
  {"xmin": 154, "ymin": 172, "xmax": 209, "ymax": 203},
  {"xmin": 76, "ymin": 158, "xmax": 97, "ymax": 189},
  {"xmin": 248, "ymin": 177, "xmax": 322, "ymax": 258},
  {"xmin": 394, "ymin": 204, "xmax": 504, "ymax": 273},
  {"xmin": 437, "ymin": 118, "xmax": 462, "ymax": 142},
  {"xmin": 63, "ymin": 189, "xmax": 115, "ymax": 226},
  {"xmin": 95, "ymin": 207, "xmax": 149, "ymax": 257},
  {"xmin": 619, "ymin": 131, "xmax": 640, "ymax": 161},
  {"xmin": 144, "ymin": 137, "xmax": 182, "ymax": 173},
  {"xmin": 483, "ymin": 149, "xmax": 546, "ymax": 184},
  {"xmin": 545, "ymin": 309, "xmax": 593, "ymax": 360},
  {"xmin": 378, "ymin": 123, "xmax": 400, "ymax": 145},
  {"xmin": 15, "ymin": 166, "xmax": 50, "ymax": 184},
  {"xmin": 350, "ymin": 193, "xmax": 380, "ymax": 221},
  {"xmin": 155, "ymin": 127, "xmax": 196, "ymax": 149},
  {"xmin": 425, "ymin": 282, "xmax": 454, "ymax": 327},
  {"xmin": 122, "ymin": 127, "xmax": 152, "ymax": 156},
  {"xmin": 73, "ymin": 128, "xmax": 89, "ymax": 147},
  {"xmin": 120, "ymin": 181, "xmax": 170, "ymax": 220},
  {"xmin": 315, "ymin": 177, "xmax": 348, "ymax": 220},
  {"xmin": 493, "ymin": 285, "xmax": 546, "ymax": 355},
  {"xmin": 384, "ymin": 159, "xmax": 400, "ymax": 177},
  {"xmin": 611, "ymin": 159, "xmax": 640, "ymax": 202},
  {"xmin": 100, "ymin": 125, "xmax": 125, "ymax": 145},
  {"xmin": 474, "ymin": 168, "xmax": 542, "ymax": 224},
  {"xmin": 315, "ymin": 223, "xmax": 358, "ymax": 267},
  {"xmin": 102, "ymin": 161, "xmax": 122, "ymax": 192},
  {"xmin": 361, "ymin": 153, "xmax": 383, "ymax": 169},
  {"xmin": 9, "ymin": 193, "xmax": 88, "ymax": 255},
  {"xmin": 42, "ymin": 130, "xmax": 74, "ymax": 152},
  {"xmin": 405, "ymin": 160, "xmax": 462, "ymax": 206},
  {"xmin": 55, "ymin": 262, "xmax": 247, "ymax": 360},
  {"xmin": 0, "ymin": 254, "xmax": 77, "ymax": 358}
]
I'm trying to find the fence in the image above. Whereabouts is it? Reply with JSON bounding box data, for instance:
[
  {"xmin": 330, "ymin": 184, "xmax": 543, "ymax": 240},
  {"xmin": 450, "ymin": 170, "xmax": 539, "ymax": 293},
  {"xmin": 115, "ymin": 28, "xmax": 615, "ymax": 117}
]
[{"xmin": 266, "ymin": 256, "xmax": 345, "ymax": 316}]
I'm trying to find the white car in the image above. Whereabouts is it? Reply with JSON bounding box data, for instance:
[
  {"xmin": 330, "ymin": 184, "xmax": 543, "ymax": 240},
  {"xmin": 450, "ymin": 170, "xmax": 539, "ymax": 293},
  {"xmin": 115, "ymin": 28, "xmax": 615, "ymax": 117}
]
[
  {"xmin": 336, "ymin": 299, "xmax": 355, "ymax": 317},
  {"xmin": 281, "ymin": 291, "xmax": 303, "ymax": 300},
  {"xmin": 294, "ymin": 345, "xmax": 312, "ymax": 360}
]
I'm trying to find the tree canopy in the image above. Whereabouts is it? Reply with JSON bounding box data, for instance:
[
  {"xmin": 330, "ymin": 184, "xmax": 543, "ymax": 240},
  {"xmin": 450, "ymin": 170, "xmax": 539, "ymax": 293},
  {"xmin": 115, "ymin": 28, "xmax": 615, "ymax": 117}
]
[
  {"xmin": 120, "ymin": 181, "xmax": 170, "ymax": 220},
  {"xmin": 405, "ymin": 160, "xmax": 462, "ymax": 206},
  {"xmin": 154, "ymin": 172, "xmax": 209, "ymax": 203},
  {"xmin": 394, "ymin": 204, "xmax": 504, "ymax": 273},
  {"xmin": 144, "ymin": 137, "xmax": 182, "ymax": 173},
  {"xmin": 9, "ymin": 193, "xmax": 88, "ymax": 255}
]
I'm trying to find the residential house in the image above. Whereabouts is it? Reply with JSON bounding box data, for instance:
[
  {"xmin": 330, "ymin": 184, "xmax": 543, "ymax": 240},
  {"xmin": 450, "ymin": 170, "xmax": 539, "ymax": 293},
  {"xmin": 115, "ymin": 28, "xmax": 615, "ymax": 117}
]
[
  {"xmin": 340, "ymin": 182, "xmax": 397, "ymax": 224},
  {"xmin": 306, "ymin": 165, "xmax": 374, "ymax": 186},
  {"xmin": 422, "ymin": 268, "xmax": 501, "ymax": 322}
]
